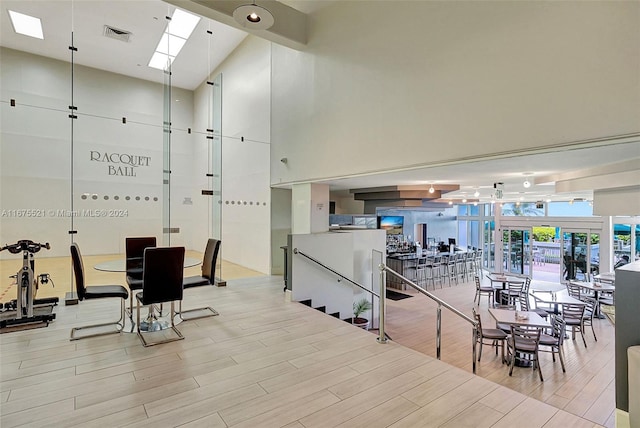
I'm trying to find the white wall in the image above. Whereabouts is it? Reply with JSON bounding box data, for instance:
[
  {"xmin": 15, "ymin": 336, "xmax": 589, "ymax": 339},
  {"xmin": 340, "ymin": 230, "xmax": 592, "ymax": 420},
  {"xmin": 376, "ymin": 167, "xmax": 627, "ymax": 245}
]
[
  {"xmin": 291, "ymin": 229, "xmax": 385, "ymax": 323},
  {"xmin": 0, "ymin": 47, "xmax": 198, "ymax": 257},
  {"xmin": 270, "ymin": 1, "xmax": 640, "ymax": 186},
  {"xmin": 271, "ymin": 188, "xmax": 291, "ymax": 275},
  {"xmin": 193, "ymin": 37, "xmax": 272, "ymax": 274}
]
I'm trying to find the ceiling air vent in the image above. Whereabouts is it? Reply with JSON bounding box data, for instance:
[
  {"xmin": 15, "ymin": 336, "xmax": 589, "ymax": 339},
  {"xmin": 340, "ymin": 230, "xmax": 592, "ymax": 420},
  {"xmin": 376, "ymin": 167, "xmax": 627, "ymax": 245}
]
[{"xmin": 103, "ymin": 25, "xmax": 132, "ymax": 43}]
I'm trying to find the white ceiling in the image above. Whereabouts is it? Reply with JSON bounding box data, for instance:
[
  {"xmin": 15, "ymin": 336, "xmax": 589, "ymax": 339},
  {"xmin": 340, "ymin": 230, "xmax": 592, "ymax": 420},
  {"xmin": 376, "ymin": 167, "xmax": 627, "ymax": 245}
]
[
  {"xmin": 325, "ymin": 141, "xmax": 640, "ymax": 204},
  {"xmin": 0, "ymin": 0, "xmax": 248, "ymax": 90},
  {"xmin": 1, "ymin": 0, "xmax": 638, "ymax": 204}
]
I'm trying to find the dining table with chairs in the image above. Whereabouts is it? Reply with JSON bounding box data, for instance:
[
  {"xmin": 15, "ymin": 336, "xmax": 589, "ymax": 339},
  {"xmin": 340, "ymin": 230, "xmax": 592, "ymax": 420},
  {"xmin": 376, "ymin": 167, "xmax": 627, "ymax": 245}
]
[
  {"xmin": 486, "ymin": 273, "xmax": 526, "ymax": 305},
  {"xmin": 570, "ymin": 280, "xmax": 615, "ymax": 318},
  {"xmin": 531, "ymin": 289, "xmax": 585, "ymax": 315}
]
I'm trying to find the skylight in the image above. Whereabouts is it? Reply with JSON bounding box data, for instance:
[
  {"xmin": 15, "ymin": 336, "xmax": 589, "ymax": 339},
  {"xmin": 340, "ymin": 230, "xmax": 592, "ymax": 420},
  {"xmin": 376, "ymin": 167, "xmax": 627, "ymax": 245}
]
[
  {"xmin": 148, "ymin": 8, "xmax": 200, "ymax": 71},
  {"xmin": 8, "ymin": 10, "xmax": 44, "ymax": 40}
]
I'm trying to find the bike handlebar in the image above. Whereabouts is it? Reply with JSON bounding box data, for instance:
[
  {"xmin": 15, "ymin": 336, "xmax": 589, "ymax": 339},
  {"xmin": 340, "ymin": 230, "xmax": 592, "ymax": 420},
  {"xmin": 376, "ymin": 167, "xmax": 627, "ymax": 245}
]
[{"xmin": 0, "ymin": 240, "xmax": 50, "ymax": 254}]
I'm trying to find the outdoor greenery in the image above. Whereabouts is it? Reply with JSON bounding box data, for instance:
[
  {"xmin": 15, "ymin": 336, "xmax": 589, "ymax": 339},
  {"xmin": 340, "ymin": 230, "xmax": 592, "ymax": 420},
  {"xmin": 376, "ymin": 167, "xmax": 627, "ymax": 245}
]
[
  {"xmin": 532, "ymin": 227, "xmax": 555, "ymax": 242},
  {"xmin": 501, "ymin": 203, "xmax": 543, "ymax": 216}
]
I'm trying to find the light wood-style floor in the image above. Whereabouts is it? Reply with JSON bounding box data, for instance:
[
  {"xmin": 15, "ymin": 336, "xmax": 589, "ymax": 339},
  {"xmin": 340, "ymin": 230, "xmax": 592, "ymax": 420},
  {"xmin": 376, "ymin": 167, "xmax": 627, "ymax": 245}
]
[
  {"xmin": 0, "ymin": 252, "xmax": 264, "ymax": 302},
  {"xmin": 385, "ymin": 274, "xmax": 616, "ymax": 428},
  {"xmin": 1, "ymin": 271, "xmax": 605, "ymax": 427}
]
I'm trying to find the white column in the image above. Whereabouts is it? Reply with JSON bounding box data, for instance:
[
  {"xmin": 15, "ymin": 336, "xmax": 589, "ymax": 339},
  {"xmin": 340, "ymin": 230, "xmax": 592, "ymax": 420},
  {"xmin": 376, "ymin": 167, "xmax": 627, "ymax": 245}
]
[
  {"xmin": 494, "ymin": 203, "xmax": 503, "ymax": 271},
  {"xmin": 291, "ymin": 183, "xmax": 329, "ymax": 234}
]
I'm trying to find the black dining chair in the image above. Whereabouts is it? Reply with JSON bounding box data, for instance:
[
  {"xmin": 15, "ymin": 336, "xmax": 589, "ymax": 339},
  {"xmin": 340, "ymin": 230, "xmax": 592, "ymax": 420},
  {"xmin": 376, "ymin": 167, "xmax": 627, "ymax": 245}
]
[
  {"xmin": 179, "ymin": 238, "xmax": 221, "ymax": 320},
  {"xmin": 136, "ymin": 246, "xmax": 185, "ymax": 347},
  {"xmin": 125, "ymin": 237, "xmax": 156, "ymax": 320},
  {"xmin": 70, "ymin": 243, "xmax": 129, "ymax": 341}
]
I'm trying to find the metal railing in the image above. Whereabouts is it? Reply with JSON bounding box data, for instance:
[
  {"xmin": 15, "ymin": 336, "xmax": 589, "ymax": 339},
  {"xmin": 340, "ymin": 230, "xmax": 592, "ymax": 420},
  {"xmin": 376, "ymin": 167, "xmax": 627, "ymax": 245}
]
[
  {"xmin": 293, "ymin": 248, "xmax": 386, "ymax": 343},
  {"xmin": 292, "ymin": 248, "xmax": 478, "ymax": 373},
  {"xmin": 380, "ymin": 264, "xmax": 479, "ymax": 374},
  {"xmin": 293, "ymin": 248, "xmax": 379, "ymax": 298}
]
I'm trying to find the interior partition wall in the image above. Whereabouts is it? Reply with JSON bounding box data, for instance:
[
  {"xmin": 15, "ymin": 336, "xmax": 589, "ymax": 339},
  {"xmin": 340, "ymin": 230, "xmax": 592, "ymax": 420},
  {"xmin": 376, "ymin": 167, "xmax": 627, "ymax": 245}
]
[{"xmin": 0, "ymin": 2, "xmax": 224, "ymax": 291}]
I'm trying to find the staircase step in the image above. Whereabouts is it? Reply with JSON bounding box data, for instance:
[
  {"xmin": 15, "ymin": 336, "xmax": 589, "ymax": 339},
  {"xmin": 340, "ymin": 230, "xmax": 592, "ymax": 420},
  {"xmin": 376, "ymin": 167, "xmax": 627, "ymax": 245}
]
[
  {"xmin": 329, "ymin": 312, "xmax": 340, "ymax": 318},
  {"xmin": 299, "ymin": 299, "xmax": 312, "ymax": 307},
  {"xmin": 343, "ymin": 317, "xmax": 353, "ymax": 323},
  {"xmin": 314, "ymin": 306, "xmax": 326, "ymax": 313}
]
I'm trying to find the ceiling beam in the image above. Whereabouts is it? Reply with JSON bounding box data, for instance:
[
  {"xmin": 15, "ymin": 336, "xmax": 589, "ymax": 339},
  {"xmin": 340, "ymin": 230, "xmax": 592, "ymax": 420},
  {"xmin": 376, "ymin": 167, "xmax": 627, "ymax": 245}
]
[
  {"xmin": 350, "ymin": 184, "xmax": 460, "ymax": 194},
  {"xmin": 353, "ymin": 190, "xmax": 443, "ymax": 200},
  {"xmin": 165, "ymin": 0, "xmax": 308, "ymax": 50}
]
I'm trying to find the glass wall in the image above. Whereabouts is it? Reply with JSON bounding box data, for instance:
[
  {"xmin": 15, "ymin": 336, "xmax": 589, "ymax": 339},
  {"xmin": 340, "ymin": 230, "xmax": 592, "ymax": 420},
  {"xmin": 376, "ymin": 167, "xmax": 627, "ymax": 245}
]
[
  {"xmin": 613, "ymin": 222, "xmax": 640, "ymax": 266},
  {"xmin": 0, "ymin": 1, "xmax": 226, "ymax": 299}
]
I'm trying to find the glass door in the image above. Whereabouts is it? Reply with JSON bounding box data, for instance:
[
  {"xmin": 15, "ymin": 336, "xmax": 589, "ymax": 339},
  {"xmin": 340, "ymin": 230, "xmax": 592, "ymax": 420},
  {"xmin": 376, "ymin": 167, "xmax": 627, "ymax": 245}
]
[
  {"xmin": 502, "ymin": 228, "xmax": 532, "ymax": 276},
  {"xmin": 561, "ymin": 230, "xmax": 599, "ymax": 282}
]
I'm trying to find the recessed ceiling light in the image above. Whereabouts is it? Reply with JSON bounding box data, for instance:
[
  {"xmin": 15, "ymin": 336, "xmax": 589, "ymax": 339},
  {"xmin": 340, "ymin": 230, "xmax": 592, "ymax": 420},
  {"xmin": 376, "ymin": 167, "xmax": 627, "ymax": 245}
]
[
  {"xmin": 233, "ymin": 3, "xmax": 274, "ymax": 30},
  {"xmin": 473, "ymin": 190, "xmax": 480, "ymax": 197},
  {"xmin": 8, "ymin": 10, "xmax": 44, "ymax": 39}
]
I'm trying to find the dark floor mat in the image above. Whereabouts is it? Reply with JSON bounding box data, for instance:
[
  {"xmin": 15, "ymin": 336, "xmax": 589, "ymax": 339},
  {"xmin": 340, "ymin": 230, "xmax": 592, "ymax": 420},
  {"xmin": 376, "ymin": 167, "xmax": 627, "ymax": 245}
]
[{"xmin": 386, "ymin": 289, "xmax": 413, "ymax": 301}]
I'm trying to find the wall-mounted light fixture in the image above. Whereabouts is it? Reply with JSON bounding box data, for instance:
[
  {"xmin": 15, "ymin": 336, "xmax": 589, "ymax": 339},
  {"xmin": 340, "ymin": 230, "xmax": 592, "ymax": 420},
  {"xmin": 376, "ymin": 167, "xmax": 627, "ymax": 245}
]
[{"xmin": 428, "ymin": 184, "xmax": 435, "ymax": 194}]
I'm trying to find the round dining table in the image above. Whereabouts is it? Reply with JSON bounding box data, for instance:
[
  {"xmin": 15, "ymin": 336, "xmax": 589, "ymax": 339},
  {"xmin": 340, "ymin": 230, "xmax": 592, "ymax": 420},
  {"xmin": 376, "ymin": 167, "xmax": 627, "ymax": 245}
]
[{"xmin": 94, "ymin": 257, "xmax": 201, "ymax": 272}]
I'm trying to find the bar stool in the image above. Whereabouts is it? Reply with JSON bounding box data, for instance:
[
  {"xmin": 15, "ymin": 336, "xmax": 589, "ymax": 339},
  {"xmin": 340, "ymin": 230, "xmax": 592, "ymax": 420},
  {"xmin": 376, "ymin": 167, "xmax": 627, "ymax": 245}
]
[
  {"xmin": 431, "ymin": 255, "xmax": 443, "ymax": 288},
  {"xmin": 456, "ymin": 253, "xmax": 467, "ymax": 282},
  {"xmin": 414, "ymin": 257, "xmax": 428, "ymax": 288},
  {"xmin": 446, "ymin": 254, "xmax": 458, "ymax": 286},
  {"xmin": 466, "ymin": 250, "xmax": 476, "ymax": 278},
  {"xmin": 475, "ymin": 249, "xmax": 483, "ymax": 274},
  {"xmin": 423, "ymin": 256, "xmax": 436, "ymax": 290}
]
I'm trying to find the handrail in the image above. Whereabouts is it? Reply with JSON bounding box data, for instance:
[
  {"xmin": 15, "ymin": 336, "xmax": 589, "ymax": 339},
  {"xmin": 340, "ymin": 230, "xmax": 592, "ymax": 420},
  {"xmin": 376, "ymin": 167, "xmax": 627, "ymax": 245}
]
[
  {"xmin": 293, "ymin": 248, "xmax": 478, "ymax": 373},
  {"xmin": 380, "ymin": 263, "xmax": 479, "ymax": 374},
  {"xmin": 293, "ymin": 248, "xmax": 380, "ymax": 298}
]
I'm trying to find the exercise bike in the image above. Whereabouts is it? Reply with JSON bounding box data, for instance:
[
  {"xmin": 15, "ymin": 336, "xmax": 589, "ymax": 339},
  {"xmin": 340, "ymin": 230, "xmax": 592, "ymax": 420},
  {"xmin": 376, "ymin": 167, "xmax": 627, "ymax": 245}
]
[{"xmin": 1, "ymin": 240, "xmax": 58, "ymax": 328}]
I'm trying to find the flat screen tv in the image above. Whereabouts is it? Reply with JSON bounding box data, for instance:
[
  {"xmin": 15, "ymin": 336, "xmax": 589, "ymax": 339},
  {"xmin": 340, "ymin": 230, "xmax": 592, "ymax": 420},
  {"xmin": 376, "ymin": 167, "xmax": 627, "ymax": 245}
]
[{"xmin": 378, "ymin": 215, "xmax": 404, "ymax": 235}]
